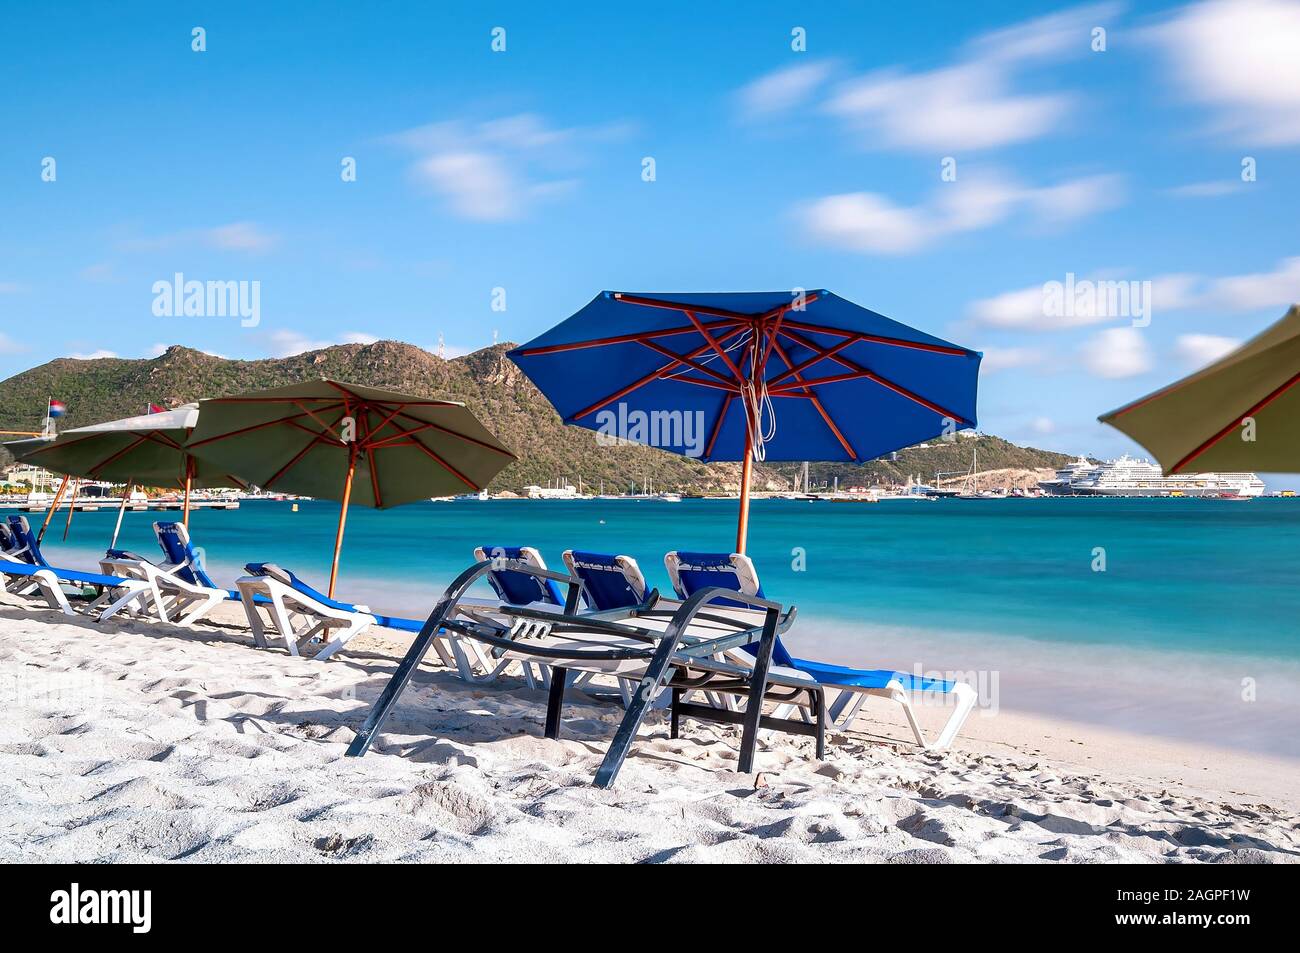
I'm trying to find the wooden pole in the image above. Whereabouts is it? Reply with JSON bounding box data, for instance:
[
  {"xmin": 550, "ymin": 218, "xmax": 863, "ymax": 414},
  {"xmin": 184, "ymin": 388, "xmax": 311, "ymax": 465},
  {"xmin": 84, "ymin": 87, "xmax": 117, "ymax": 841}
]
[
  {"xmin": 181, "ymin": 456, "xmax": 194, "ymax": 528},
  {"xmin": 61, "ymin": 479, "xmax": 80, "ymax": 541},
  {"xmin": 736, "ymin": 430, "xmax": 753, "ymax": 555},
  {"xmin": 110, "ymin": 483, "xmax": 133, "ymax": 550},
  {"xmin": 37, "ymin": 474, "xmax": 71, "ymax": 545},
  {"xmin": 327, "ymin": 450, "xmax": 357, "ymax": 598}
]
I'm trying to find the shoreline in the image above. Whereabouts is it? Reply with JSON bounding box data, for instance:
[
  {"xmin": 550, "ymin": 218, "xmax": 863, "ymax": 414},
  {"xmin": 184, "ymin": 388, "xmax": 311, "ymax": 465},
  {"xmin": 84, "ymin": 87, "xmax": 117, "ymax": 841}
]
[{"xmin": 2, "ymin": 602, "xmax": 1297, "ymax": 862}]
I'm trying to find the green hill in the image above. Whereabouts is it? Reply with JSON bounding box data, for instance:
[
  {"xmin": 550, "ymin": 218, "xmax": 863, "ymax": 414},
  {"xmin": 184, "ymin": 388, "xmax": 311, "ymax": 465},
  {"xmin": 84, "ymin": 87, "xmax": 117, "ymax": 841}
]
[{"xmin": 0, "ymin": 341, "xmax": 1072, "ymax": 492}]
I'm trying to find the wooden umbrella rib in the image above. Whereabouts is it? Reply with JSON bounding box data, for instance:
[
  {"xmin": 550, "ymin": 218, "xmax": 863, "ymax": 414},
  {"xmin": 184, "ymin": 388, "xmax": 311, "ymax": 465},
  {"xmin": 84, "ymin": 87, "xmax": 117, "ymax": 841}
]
[
  {"xmin": 262, "ymin": 435, "xmax": 326, "ymax": 491},
  {"xmin": 779, "ymin": 318, "xmax": 971, "ymax": 356},
  {"xmin": 769, "ymin": 337, "xmax": 857, "ymax": 459},
  {"xmin": 612, "ymin": 293, "xmax": 764, "ymax": 323},
  {"xmin": 86, "ymin": 433, "xmax": 153, "ymax": 476},
  {"xmin": 778, "ymin": 327, "xmax": 972, "ymax": 425},
  {"xmin": 704, "ymin": 394, "xmax": 733, "ymax": 459},
  {"xmin": 684, "ymin": 310, "xmax": 746, "ymax": 382},
  {"xmin": 406, "ymin": 436, "xmax": 480, "ymax": 491},
  {"xmin": 361, "ymin": 411, "xmax": 382, "ymax": 507},
  {"xmin": 385, "ymin": 409, "xmax": 517, "ymax": 458},
  {"xmin": 187, "ymin": 409, "xmax": 320, "ymax": 448},
  {"xmin": 766, "ymin": 337, "xmax": 859, "ymax": 388},
  {"xmin": 1170, "ymin": 371, "xmax": 1300, "ymax": 473},
  {"xmin": 513, "ymin": 322, "xmax": 732, "ymax": 356},
  {"xmin": 295, "ymin": 400, "xmax": 348, "ymax": 441},
  {"xmin": 567, "ymin": 325, "xmax": 749, "ymax": 421},
  {"xmin": 637, "ymin": 339, "xmax": 738, "ymax": 387}
]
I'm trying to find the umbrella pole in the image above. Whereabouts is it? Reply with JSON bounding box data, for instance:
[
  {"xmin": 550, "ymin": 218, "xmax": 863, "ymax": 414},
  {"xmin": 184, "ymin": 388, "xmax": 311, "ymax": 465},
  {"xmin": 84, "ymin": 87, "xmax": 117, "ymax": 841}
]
[
  {"xmin": 37, "ymin": 474, "xmax": 71, "ymax": 545},
  {"xmin": 62, "ymin": 479, "xmax": 81, "ymax": 541},
  {"xmin": 110, "ymin": 483, "xmax": 133, "ymax": 550},
  {"xmin": 327, "ymin": 451, "xmax": 357, "ymax": 599},
  {"xmin": 181, "ymin": 456, "xmax": 194, "ymax": 528},
  {"xmin": 736, "ymin": 431, "xmax": 753, "ymax": 554}
]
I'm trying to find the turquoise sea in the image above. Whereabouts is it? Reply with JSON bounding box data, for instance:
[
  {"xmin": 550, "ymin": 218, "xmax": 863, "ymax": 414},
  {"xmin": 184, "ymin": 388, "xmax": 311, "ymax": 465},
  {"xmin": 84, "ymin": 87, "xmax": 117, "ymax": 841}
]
[{"xmin": 10, "ymin": 497, "xmax": 1300, "ymax": 757}]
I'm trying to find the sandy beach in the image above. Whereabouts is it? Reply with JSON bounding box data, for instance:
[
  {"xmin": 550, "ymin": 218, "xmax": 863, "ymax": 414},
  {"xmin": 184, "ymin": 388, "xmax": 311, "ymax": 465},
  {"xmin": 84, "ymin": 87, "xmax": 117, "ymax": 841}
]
[{"xmin": 2, "ymin": 601, "xmax": 1296, "ymax": 864}]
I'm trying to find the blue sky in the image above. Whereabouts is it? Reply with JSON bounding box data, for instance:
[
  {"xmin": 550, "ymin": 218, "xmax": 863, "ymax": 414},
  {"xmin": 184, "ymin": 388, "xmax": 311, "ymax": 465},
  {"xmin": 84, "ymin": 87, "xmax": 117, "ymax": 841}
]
[{"xmin": 3, "ymin": 0, "xmax": 1299, "ymax": 471}]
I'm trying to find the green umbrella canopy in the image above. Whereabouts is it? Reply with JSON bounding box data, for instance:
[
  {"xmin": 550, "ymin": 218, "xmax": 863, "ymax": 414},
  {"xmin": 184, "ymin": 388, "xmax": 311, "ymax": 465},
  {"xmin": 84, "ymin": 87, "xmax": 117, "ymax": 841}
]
[
  {"xmin": 4, "ymin": 404, "xmax": 247, "ymax": 490},
  {"xmin": 184, "ymin": 379, "xmax": 516, "ymax": 506},
  {"xmin": 1099, "ymin": 305, "xmax": 1300, "ymax": 474}
]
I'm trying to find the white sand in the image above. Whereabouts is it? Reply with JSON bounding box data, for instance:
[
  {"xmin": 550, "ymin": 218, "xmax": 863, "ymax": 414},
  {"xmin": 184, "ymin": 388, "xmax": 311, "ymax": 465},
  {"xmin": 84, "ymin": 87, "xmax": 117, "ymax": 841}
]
[{"xmin": 1, "ymin": 602, "xmax": 1297, "ymax": 863}]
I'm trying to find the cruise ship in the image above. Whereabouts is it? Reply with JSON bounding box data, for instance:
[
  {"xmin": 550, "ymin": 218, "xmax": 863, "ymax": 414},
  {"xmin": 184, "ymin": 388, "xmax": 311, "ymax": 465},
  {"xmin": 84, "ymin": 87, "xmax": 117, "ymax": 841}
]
[{"xmin": 1039, "ymin": 455, "xmax": 1265, "ymax": 498}]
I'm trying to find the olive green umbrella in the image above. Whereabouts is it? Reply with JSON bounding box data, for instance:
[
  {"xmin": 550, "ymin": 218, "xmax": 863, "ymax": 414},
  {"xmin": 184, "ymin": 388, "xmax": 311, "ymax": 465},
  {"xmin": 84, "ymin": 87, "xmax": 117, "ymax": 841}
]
[
  {"xmin": 4, "ymin": 404, "xmax": 249, "ymax": 544},
  {"xmin": 1099, "ymin": 305, "xmax": 1300, "ymax": 473},
  {"xmin": 184, "ymin": 379, "xmax": 515, "ymax": 596}
]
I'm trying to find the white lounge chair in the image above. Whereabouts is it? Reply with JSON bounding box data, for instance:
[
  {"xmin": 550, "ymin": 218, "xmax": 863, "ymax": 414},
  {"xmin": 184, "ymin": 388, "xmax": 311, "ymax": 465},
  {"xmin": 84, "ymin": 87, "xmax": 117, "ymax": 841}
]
[
  {"xmin": 100, "ymin": 521, "xmax": 229, "ymax": 627},
  {"xmin": 665, "ymin": 551, "xmax": 978, "ymax": 750},
  {"xmin": 0, "ymin": 517, "xmax": 157, "ymax": 621}
]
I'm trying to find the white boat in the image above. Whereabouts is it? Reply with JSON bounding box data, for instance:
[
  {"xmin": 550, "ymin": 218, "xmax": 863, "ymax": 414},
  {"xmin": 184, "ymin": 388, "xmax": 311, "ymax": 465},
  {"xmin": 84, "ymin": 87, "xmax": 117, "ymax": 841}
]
[{"xmin": 1044, "ymin": 454, "xmax": 1264, "ymax": 498}]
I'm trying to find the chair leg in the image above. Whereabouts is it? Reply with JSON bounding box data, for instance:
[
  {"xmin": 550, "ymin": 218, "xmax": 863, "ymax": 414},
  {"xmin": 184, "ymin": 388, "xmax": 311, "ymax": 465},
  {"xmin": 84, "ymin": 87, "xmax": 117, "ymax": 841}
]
[
  {"xmin": 670, "ymin": 688, "xmax": 681, "ymax": 739},
  {"xmin": 737, "ymin": 612, "xmax": 780, "ymax": 775},
  {"xmin": 813, "ymin": 689, "xmax": 826, "ymax": 759},
  {"xmin": 933, "ymin": 683, "xmax": 978, "ymax": 750},
  {"xmin": 544, "ymin": 667, "xmax": 568, "ymax": 740},
  {"xmin": 594, "ymin": 626, "xmax": 684, "ymax": 789}
]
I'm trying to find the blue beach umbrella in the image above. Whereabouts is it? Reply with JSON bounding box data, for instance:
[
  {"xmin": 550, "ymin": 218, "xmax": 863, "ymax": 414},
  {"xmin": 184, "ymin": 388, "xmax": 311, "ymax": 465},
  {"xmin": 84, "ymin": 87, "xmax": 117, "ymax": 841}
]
[{"xmin": 509, "ymin": 290, "xmax": 981, "ymax": 551}]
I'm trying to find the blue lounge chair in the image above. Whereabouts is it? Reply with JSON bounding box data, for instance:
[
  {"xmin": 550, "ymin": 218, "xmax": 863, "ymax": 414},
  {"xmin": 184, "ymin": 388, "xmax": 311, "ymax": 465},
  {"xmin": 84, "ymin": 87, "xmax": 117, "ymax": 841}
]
[
  {"xmin": 0, "ymin": 522, "xmax": 24, "ymax": 561},
  {"xmin": 664, "ymin": 551, "xmax": 976, "ymax": 749},
  {"xmin": 3, "ymin": 514, "xmax": 51, "ymax": 566},
  {"xmin": 0, "ymin": 517, "xmax": 156, "ymax": 620},
  {"xmin": 473, "ymin": 545, "xmax": 566, "ymax": 607},
  {"xmin": 100, "ymin": 521, "xmax": 232, "ymax": 627},
  {"xmin": 0, "ymin": 559, "xmax": 156, "ymax": 620},
  {"xmin": 574, "ymin": 548, "xmax": 976, "ymax": 746},
  {"xmin": 236, "ymin": 563, "xmax": 509, "ymax": 676},
  {"xmin": 235, "ymin": 563, "xmax": 405, "ymax": 660},
  {"xmin": 561, "ymin": 550, "xmax": 649, "ymax": 611}
]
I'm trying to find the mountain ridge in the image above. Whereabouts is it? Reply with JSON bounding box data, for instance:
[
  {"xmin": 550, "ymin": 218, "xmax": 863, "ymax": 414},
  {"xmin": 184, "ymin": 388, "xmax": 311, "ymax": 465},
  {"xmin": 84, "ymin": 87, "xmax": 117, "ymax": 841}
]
[{"xmin": 0, "ymin": 341, "xmax": 1074, "ymax": 491}]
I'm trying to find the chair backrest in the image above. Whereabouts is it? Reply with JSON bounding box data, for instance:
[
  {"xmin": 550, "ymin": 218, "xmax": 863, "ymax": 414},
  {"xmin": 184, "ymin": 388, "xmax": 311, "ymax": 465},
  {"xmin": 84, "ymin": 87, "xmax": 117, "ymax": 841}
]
[
  {"xmin": 562, "ymin": 550, "xmax": 647, "ymax": 610},
  {"xmin": 473, "ymin": 545, "xmax": 564, "ymax": 606},
  {"xmin": 154, "ymin": 521, "xmax": 219, "ymax": 589},
  {"xmin": 0, "ymin": 522, "xmax": 16, "ymax": 556},
  {"xmin": 245, "ymin": 562, "xmax": 357, "ymax": 612},
  {"xmin": 663, "ymin": 550, "xmax": 794, "ymax": 667},
  {"xmin": 6, "ymin": 515, "xmax": 48, "ymax": 566}
]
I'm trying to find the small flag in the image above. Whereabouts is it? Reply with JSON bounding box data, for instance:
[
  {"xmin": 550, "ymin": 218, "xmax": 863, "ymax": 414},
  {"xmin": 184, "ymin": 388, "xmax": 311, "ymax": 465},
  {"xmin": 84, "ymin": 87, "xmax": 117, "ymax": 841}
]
[
  {"xmin": 48, "ymin": 399, "xmax": 67, "ymax": 418},
  {"xmin": 147, "ymin": 403, "xmax": 165, "ymax": 415}
]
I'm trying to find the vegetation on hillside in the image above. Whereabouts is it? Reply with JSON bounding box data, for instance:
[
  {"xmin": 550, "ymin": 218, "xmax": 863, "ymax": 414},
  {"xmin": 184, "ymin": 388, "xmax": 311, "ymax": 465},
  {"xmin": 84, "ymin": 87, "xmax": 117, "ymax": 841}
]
[{"xmin": 0, "ymin": 341, "xmax": 1072, "ymax": 492}]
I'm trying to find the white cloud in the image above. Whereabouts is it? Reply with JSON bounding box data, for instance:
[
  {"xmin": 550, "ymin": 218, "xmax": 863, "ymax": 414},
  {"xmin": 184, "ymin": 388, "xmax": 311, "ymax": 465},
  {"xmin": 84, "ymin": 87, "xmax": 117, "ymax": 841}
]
[
  {"xmin": 117, "ymin": 222, "xmax": 277, "ymax": 254},
  {"xmin": 1147, "ymin": 0, "xmax": 1300, "ymax": 144},
  {"xmin": 1200, "ymin": 256, "xmax": 1300, "ymax": 311},
  {"xmin": 1165, "ymin": 180, "xmax": 1244, "ymax": 198},
  {"xmin": 969, "ymin": 272, "xmax": 1196, "ymax": 330},
  {"xmin": 147, "ymin": 343, "xmax": 168, "ymax": 358},
  {"xmin": 0, "ymin": 332, "xmax": 27, "ymax": 354},
  {"xmin": 736, "ymin": 61, "xmax": 834, "ymax": 119},
  {"xmin": 1029, "ymin": 416, "xmax": 1056, "ymax": 435},
  {"xmin": 206, "ymin": 222, "xmax": 277, "ymax": 252},
  {"xmin": 415, "ymin": 152, "xmax": 519, "ymax": 222},
  {"xmin": 968, "ymin": 259, "xmax": 1300, "ymax": 330},
  {"xmin": 1079, "ymin": 328, "xmax": 1151, "ymax": 378},
  {"xmin": 390, "ymin": 113, "xmax": 624, "ymax": 222},
  {"xmin": 68, "ymin": 349, "xmax": 119, "ymax": 360},
  {"xmin": 1175, "ymin": 333, "xmax": 1241, "ymax": 366},
  {"xmin": 819, "ymin": 3, "xmax": 1119, "ymax": 151},
  {"xmin": 979, "ymin": 346, "xmax": 1047, "ymax": 373},
  {"xmin": 80, "ymin": 262, "xmax": 116, "ymax": 282},
  {"xmin": 267, "ymin": 330, "xmax": 378, "ymax": 358},
  {"xmin": 799, "ymin": 173, "xmax": 1122, "ymax": 255}
]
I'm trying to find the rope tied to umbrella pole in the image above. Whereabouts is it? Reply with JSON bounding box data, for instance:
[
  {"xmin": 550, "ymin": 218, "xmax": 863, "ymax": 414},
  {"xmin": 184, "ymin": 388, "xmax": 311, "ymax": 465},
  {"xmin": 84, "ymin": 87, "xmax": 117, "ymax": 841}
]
[{"xmin": 741, "ymin": 328, "xmax": 776, "ymax": 463}]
